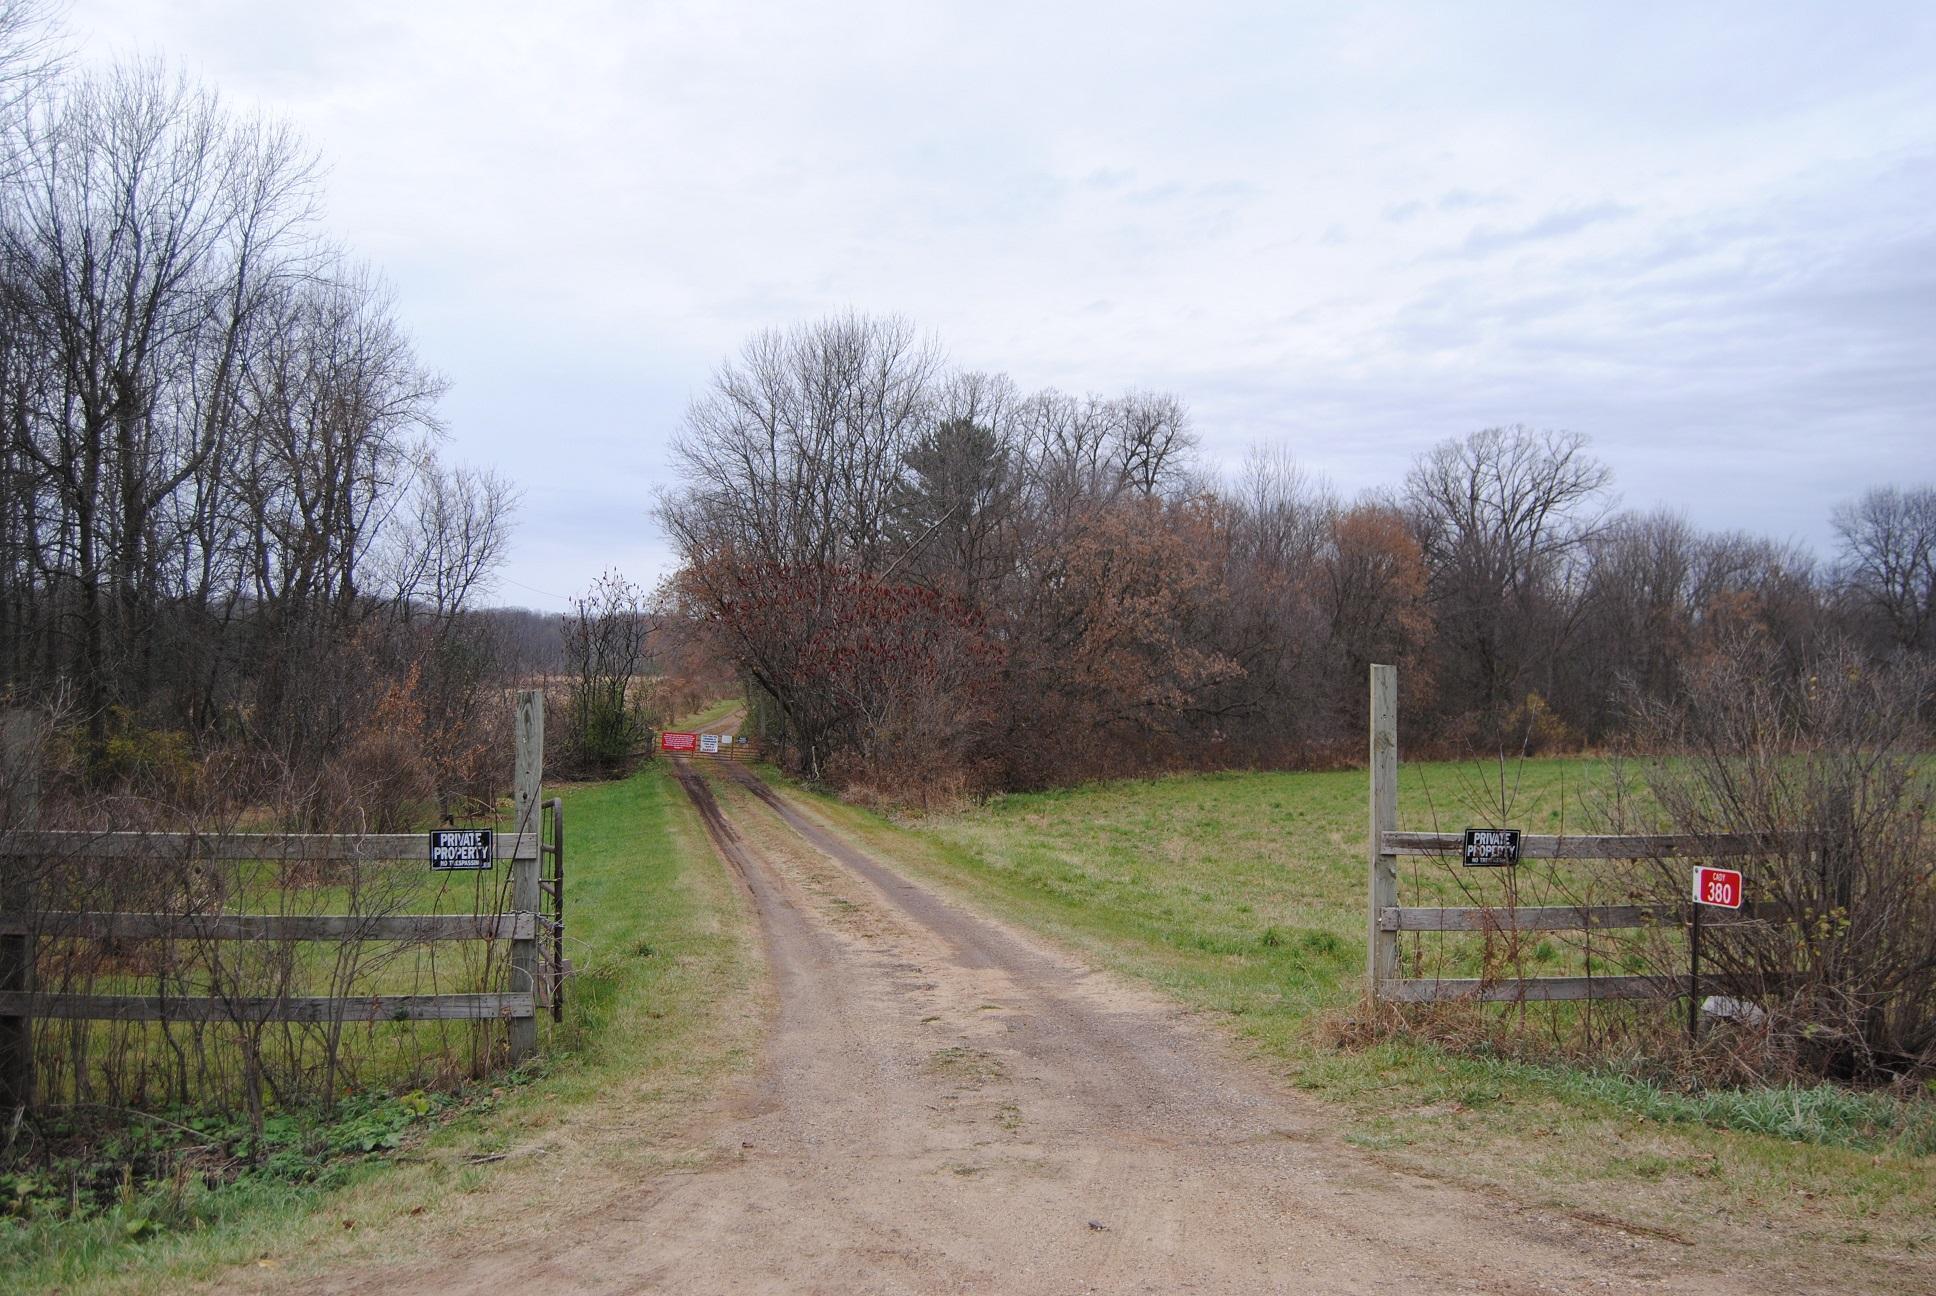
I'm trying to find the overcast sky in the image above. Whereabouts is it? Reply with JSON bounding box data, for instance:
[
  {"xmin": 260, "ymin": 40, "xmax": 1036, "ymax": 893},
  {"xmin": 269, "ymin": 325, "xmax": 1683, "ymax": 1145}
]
[{"xmin": 65, "ymin": 1, "xmax": 1936, "ymax": 609}]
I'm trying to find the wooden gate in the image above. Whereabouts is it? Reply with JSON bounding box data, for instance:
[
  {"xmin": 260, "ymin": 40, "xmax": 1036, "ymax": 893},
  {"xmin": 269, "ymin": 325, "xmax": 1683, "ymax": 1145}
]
[
  {"xmin": 1365, "ymin": 664, "xmax": 1790, "ymax": 1006},
  {"xmin": 0, "ymin": 691, "xmax": 558, "ymax": 1108}
]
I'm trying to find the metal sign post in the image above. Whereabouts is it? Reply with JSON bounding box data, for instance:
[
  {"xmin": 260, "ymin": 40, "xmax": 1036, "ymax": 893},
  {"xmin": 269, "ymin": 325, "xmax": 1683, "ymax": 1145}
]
[
  {"xmin": 1688, "ymin": 899, "xmax": 1703, "ymax": 1042},
  {"xmin": 1688, "ymin": 866, "xmax": 1744, "ymax": 1041}
]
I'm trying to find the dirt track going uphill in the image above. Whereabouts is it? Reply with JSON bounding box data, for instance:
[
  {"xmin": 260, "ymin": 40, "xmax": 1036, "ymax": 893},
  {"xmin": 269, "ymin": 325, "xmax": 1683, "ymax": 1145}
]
[{"xmin": 285, "ymin": 756, "xmax": 1771, "ymax": 1296}]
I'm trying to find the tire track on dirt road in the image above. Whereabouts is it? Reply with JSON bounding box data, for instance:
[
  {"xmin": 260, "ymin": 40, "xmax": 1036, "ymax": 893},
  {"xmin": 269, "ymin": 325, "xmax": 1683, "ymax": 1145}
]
[
  {"xmin": 650, "ymin": 760, "xmax": 1760, "ymax": 1295},
  {"xmin": 277, "ymin": 755, "xmax": 1776, "ymax": 1295}
]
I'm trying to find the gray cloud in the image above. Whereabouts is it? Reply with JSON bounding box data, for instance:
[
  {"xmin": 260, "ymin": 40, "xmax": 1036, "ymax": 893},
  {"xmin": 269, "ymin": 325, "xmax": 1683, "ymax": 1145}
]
[
  {"xmin": 1457, "ymin": 202, "xmax": 1638, "ymax": 258},
  {"xmin": 1438, "ymin": 188, "xmax": 1510, "ymax": 212},
  {"xmin": 59, "ymin": 0, "xmax": 1936, "ymax": 601}
]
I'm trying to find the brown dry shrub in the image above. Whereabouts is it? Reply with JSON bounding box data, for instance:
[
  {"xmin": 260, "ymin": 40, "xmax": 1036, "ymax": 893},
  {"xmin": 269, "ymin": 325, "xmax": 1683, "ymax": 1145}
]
[
  {"xmin": 1439, "ymin": 692, "xmax": 1582, "ymax": 759},
  {"xmin": 826, "ymin": 747, "xmax": 990, "ymax": 816},
  {"xmin": 428, "ymin": 693, "xmax": 511, "ymax": 816},
  {"xmin": 299, "ymin": 667, "xmax": 437, "ymax": 832},
  {"xmin": 1616, "ymin": 640, "xmax": 1936, "ymax": 1083}
]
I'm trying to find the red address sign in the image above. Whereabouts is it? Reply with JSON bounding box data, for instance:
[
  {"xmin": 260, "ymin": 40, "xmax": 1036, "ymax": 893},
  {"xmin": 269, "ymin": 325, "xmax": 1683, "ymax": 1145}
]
[
  {"xmin": 660, "ymin": 731, "xmax": 699, "ymax": 753},
  {"xmin": 1692, "ymin": 866, "xmax": 1743, "ymax": 909}
]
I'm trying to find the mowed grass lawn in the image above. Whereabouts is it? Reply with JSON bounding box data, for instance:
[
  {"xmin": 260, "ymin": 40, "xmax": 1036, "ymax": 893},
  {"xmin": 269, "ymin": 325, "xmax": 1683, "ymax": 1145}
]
[
  {"xmin": 774, "ymin": 757, "xmax": 1936, "ymax": 1282},
  {"xmin": 11, "ymin": 762, "xmax": 764, "ymax": 1295}
]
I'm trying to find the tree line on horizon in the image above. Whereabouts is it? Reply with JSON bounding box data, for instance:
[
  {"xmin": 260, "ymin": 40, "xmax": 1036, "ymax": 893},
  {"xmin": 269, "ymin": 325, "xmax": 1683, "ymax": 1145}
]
[
  {"xmin": 0, "ymin": 0, "xmax": 1927, "ymax": 819},
  {"xmin": 662, "ymin": 313, "xmax": 1934, "ymax": 800}
]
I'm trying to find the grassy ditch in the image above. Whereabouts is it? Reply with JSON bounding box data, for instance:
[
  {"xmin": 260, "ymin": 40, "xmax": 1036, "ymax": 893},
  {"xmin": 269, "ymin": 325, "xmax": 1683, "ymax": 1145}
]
[
  {"xmin": 1, "ymin": 761, "xmax": 763, "ymax": 1294},
  {"xmin": 764, "ymin": 758, "xmax": 1936, "ymax": 1278}
]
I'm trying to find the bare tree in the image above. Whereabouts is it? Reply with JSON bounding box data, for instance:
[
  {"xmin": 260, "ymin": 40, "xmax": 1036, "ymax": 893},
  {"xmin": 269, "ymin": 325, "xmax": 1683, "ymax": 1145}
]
[
  {"xmin": 234, "ymin": 266, "xmax": 446, "ymax": 754},
  {"xmin": 662, "ymin": 313, "xmax": 940, "ymax": 775},
  {"xmin": 1405, "ymin": 426, "xmax": 1612, "ymax": 725},
  {"xmin": 1011, "ymin": 388, "xmax": 1122, "ymax": 511},
  {"xmin": 0, "ymin": 0, "xmax": 63, "ymax": 173},
  {"xmin": 0, "ymin": 37, "xmax": 534, "ymax": 1133},
  {"xmin": 1200, "ymin": 447, "xmax": 1339, "ymax": 745},
  {"xmin": 1567, "ymin": 510, "xmax": 1699, "ymax": 737},
  {"xmin": 0, "ymin": 36, "xmax": 526, "ymax": 884},
  {"xmin": 1833, "ymin": 485, "xmax": 1936, "ymax": 654},
  {"xmin": 0, "ymin": 61, "xmax": 320, "ymax": 738},
  {"xmin": 668, "ymin": 311, "xmax": 938, "ymax": 574},
  {"xmin": 660, "ymin": 317, "xmax": 1909, "ymax": 798},
  {"xmin": 1112, "ymin": 390, "xmax": 1196, "ymax": 497},
  {"xmin": 1689, "ymin": 530, "xmax": 1823, "ymax": 672},
  {"xmin": 391, "ymin": 452, "xmax": 518, "ymax": 628},
  {"xmin": 560, "ymin": 570, "xmax": 654, "ymax": 775},
  {"xmin": 1232, "ymin": 444, "xmax": 1333, "ymax": 575}
]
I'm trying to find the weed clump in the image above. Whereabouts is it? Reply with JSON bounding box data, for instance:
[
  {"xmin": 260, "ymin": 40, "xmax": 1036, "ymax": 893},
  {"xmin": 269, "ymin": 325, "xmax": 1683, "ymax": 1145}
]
[{"xmin": 0, "ymin": 1089, "xmax": 450, "ymax": 1256}]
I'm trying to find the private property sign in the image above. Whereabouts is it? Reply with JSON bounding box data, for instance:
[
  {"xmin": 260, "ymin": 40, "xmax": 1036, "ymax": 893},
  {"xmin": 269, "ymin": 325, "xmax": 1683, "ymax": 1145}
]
[
  {"xmin": 660, "ymin": 731, "xmax": 699, "ymax": 753},
  {"xmin": 428, "ymin": 828, "xmax": 494, "ymax": 870},
  {"xmin": 1692, "ymin": 866, "xmax": 1744, "ymax": 909},
  {"xmin": 1461, "ymin": 828, "xmax": 1521, "ymax": 867}
]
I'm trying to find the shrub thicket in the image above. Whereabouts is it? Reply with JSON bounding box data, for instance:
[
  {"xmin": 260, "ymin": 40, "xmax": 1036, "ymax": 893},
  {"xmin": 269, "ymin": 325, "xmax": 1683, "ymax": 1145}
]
[{"xmin": 1623, "ymin": 644, "xmax": 1935, "ymax": 1083}]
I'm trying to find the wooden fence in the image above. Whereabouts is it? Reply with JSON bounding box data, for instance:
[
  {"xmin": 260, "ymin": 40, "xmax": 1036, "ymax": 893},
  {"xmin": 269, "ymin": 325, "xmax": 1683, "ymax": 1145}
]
[
  {"xmin": 1366, "ymin": 664, "xmax": 1788, "ymax": 1006},
  {"xmin": 0, "ymin": 691, "xmax": 556, "ymax": 1109}
]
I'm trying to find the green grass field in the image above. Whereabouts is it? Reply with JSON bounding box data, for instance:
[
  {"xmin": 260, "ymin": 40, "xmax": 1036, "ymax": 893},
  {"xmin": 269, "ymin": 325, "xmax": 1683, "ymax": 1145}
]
[
  {"xmin": 676, "ymin": 697, "xmax": 742, "ymax": 731},
  {"xmin": 767, "ymin": 756, "xmax": 1936, "ymax": 1275},
  {"xmin": 776, "ymin": 756, "xmax": 1652, "ymax": 1019}
]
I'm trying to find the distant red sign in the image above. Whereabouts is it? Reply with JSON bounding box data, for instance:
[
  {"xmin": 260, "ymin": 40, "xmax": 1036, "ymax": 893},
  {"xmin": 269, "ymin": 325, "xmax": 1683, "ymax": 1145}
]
[
  {"xmin": 1692, "ymin": 866, "xmax": 1743, "ymax": 909},
  {"xmin": 660, "ymin": 731, "xmax": 699, "ymax": 753}
]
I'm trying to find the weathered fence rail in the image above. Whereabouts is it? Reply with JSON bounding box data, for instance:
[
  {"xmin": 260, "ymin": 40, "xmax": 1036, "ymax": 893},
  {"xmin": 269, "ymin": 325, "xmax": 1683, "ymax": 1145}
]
[
  {"xmin": 0, "ymin": 912, "xmax": 534, "ymax": 941},
  {"xmin": 1382, "ymin": 831, "xmax": 1777, "ymax": 860},
  {"xmin": 0, "ymin": 992, "xmax": 534, "ymax": 1023},
  {"xmin": 0, "ymin": 829, "xmax": 538, "ymax": 861},
  {"xmin": 1366, "ymin": 664, "xmax": 1795, "ymax": 1007},
  {"xmin": 1378, "ymin": 902, "xmax": 1784, "ymax": 933},
  {"xmin": 0, "ymin": 691, "xmax": 556, "ymax": 1108}
]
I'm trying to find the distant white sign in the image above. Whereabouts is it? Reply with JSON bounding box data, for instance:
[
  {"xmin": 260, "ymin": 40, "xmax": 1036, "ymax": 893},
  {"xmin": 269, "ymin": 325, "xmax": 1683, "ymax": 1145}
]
[{"xmin": 699, "ymin": 732, "xmax": 721, "ymax": 755}]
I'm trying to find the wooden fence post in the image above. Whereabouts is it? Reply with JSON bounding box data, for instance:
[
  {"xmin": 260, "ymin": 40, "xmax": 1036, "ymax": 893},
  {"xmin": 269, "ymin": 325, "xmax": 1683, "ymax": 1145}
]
[
  {"xmin": 2, "ymin": 710, "xmax": 38, "ymax": 1108},
  {"xmin": 508, "ymin": 690, "xmax": 543, "ymax": 1065},
  {"xmin": 1367, "ymin": 665, "xmax": 1399, "ymax": 1000}
]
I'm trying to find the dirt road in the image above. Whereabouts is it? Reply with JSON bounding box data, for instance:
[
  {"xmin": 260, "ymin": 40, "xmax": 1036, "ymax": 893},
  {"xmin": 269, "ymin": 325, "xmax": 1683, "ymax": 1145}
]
[{"xmin": 286, "ymin": 756, "xmax": 1772, "ymax": 1295}]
